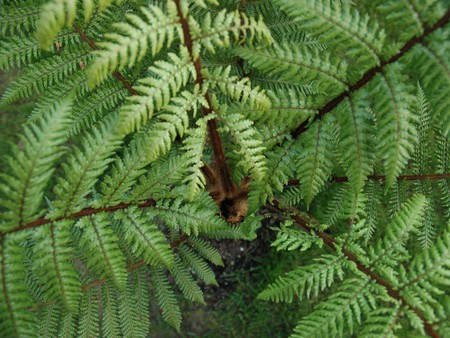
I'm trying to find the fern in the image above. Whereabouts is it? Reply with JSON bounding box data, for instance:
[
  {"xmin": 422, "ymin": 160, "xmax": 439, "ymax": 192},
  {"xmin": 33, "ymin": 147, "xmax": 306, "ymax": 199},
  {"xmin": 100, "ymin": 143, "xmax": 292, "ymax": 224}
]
[{"xmin": 0, "ymin": 0, "xmax": 449, "ymax": 337}]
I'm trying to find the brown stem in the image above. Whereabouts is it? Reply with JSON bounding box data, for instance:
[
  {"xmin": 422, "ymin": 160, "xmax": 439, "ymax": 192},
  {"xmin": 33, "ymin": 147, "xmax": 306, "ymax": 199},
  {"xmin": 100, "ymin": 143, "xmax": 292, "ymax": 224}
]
[
  {"xmin": 291, "ymin": 9, "xmax": 450, "ymax": 139},
  {"xmin": 286, "ymin": 173, "xmax": 450, "ymax": 186},
  {"xmin": 1, "ymin": 199, "xmax": 155, "ymax": 235},
  {"xmin": 174, "ymin": 0, "xmax": 236, "ymax": 195},
  {"xmin": 268, "ymin": 200, "xmax": 440, "ymax": 338},
  {"xmin": 72, "ymin": 22, "xmax": 139, "ymax": 96}
]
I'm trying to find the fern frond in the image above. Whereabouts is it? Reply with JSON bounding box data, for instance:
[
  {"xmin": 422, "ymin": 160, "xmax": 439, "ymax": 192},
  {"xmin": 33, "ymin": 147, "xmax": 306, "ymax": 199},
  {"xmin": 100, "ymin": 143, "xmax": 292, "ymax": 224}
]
[
  {"xmin": 0, "ymin": 97, "xmax": 72, "ymax": 231},
  {"xmin": 187, "ymin": 237, "xmax": 223, "ymax": 266},
  {"xmin": 32, "ymin": 221, "xmax": 81, "ymax": 312},
  {"xmin": 398, "ymin": 225, "xmax": 450, "ymax": 318},
  {"xmin": 370, "ymin": 64, "xmax": 418, "ymax": 188},
  {"xmin": 172, "ymin": 256, "xmax": 205, "ymax": 304},
  {"xmin": 219, "ymin": 112, "xmax": 267, "ymax": 181},
  {"xmin": 411, "ymin": 28, "xmax": 450, "ymax": 136},
  {"xmin": 363, "ymin": 180, "xmax": 382, "ymax": 244},
  {"xmin": 77, "ymin": 288, "xmax": 99, "ymax": 338},
  {"xmin": 118, "ymin": 47, "xmax": 196, "ymax": 132},
  {"xmin": 258, "ymin": 254, "xmax": 346, "ymax": 303},
  {"xmin": 29, "ymin": 72, "xmax": 87, "ymax": 123},
  {"xmin": 118, "ymin": 268, "xmax": 150, "ymax": 337},
  {"xmin": 359, "ymin": 304, "xmax": 403, "ymax": 338},
  {"xmin": 151, "ymin": 267, "xmax": 182, "ymax": 332},
  {"xmin": 87, "ymin": 2, "xmax": 181, "ymax": 87},
  {"xmin": 38, "ymin": 303, "xmax": 60, "ymax": 338},
  {"xmin": 0, "ymin": 31, "xmax": 79, "ymax": 70},
  {"xmin": 248, "ymin": 138, "xmax": 296, "ymax": 213},
  {"xmin": 70, "ymin": 80, "xmax": 127, "ymax": 134},
  {"xmin": 190, "ymin": 9, "xmax": 272, "ymax": 56},
  {"xmin": 291, "ymin": 277, "xmax": 376, "ymax": 338},
  {"xmin": 436, "ymin": 129, "xmax": 450, "ymax": 221},
  {"xmin": 295, "ymin": 115, "xmax": 336, "ymax": 207},
  {"xmin": 98, "ymin": 282, "xmax": 119, "ymax": 338},
  {"xmin": 236, "ymin": 42, "xmax": 348, "ymax": 94},
  {"xmin": 413, "ymin": 89, "xmax": 436, "ymax": 249},
  {"xmin": 114, "ymin": 207, "xmax": 174, "ymax": 269},
  {"xmin": 270, "ymin": 220, "xmax": 324, "ymax": 252},
  {"xmin": 0, "ymin": 1, "xmax": 42, "ymax": 36},
  {"xmin": 150, "ymin": 196, "xmax": 225, "ymax": 236},
  {"xmin": 275, "ymin": 0, "xmax": 385, "ymax": 78},
  {"xmin": 35, "ymin": 0, "xmax": 123, "ymax": 49},
  {"xmin": 364, "ymin": 194, "xmax": 427, "ymax": 273},
  {"xmin": 76, "ymin": 213, "xmax": 127, "ymax": 290},
  {"xmin": 0, "ymin": 45, "xmax": 91, "ymax": 107},
  {"xmin": 128, "ymin": 153, "xmax": 187, "ymax": 203},
  {"xmin": 0, "ymin": 235, "xmax": 38, "ymax": 337},
  {"xmin": 49, "ymin": 116, "xmax": 122, "ymax": 217},
  {"xmin": 181, "ymin": 116, "xmax": 211, "ymax": 201},
  {"xmin": 58, "ymin": 312, "xmax": 77, "ymax": 338},
  {"xmin": 335, "ymin": 94, "xmax": 375, "ymax": 194},
  {"xmin": 203, "ymin": 66, "xmax": 271, "ymax": 109},
  {"xmin": 179, "ymin": 244, "xmax": 218, "ymax": 286}
]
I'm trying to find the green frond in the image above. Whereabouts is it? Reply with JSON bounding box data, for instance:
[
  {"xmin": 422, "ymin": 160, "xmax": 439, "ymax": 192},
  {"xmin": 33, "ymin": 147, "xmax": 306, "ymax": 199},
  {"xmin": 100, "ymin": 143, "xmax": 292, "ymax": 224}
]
[
  {"xmin": 179, "ymin": 244, "xmax": 218, "ymax": 286},
  {"xmin": 187, "ymin": 237, "xmax": 223, "ymax": 266},
  {"xmin": 181, "ymin": 116, "xmax": 211, "ymax": 201},
  {"xmin": 363, "ymin": 180, "xmax": 382, "ymax": 244},
  {"xmin": 270, "ymin": 220, "xmax": 324, "ymax": 252},
  {"xmin": 335, "ymin": 94, "xmax": 376, "ymax": 194},
  {"xmin": 87, "ymin": 2, "xmax": 181, "ymax": 87},
  {"xmin": 49, "ymin": 116, "xmax": 122, "ymax": 217},
  {"xmin": 411, "ymin": 84, "xmax": 436, "ymax": 249},
  {"xmin": 172, "ymin": 256, "xmax": 205, "ymax": 304},
  {"xmin": 398, "ymin": 225, "xmax": 450, "ymax": 318},
  {"xmin": 204, "ymin": 66, "xmax": 271, "ymax": 109},
  {"xmin": 118, "ymin": 268, "xmax": 150, "ymax": 337},
  {"xmin": 364, "ymin": 194, "xmax": 427, "ymax": 272},
  {"xmin": 70, "ymin": 79, "xmax": 127, "ymax": 135},
  {"xmin": 0, "ymin": 45, "xmax": 91, "ymax": 107},
  {"xmin": 190, "ymin": 9, "xmax": 272, "ymax": 56},
  {"xmin": 127, "ymin": 153, "xmax": 187, "ymax": 203},
  {"xmin": 258, "ymin": 254, "xmax": 346, "ymax": 303},
  {"xmin": 35, "ymin": 0, "xmax": 122, "ymax": 49},
  {"xmin": 0, "ymin": 1, "xmax": 42, "ymax": 36},
  {"xmin": 29, "ymin": 72, "xmax": 87, "ymax": 123},
  {"xmin": 32, "ymin": 221, "xmax": 81, "ymax": 312},
  {"xmin": 370, "ymin": 64, "xmax": 418, "ymax": 188},
  {"xmin": 275, "ymin": 0, "xmax": 385, "ymax": 78},
  {"xmin": 409, "ymin": 28, "xmax": 450, "ymax": 136},
  {"xmin": 150, "ymin": 196, "xmax": 226, "ymax": 236},
  {"xmin": 101, "ymin": 282, "xmax": 121, "ymax": 338},
  {"xmin": 118, "ymin": 47, "xmax": 196, "ymax": 132},
  {"xmin": 0, "ymin": 31, "xmax": 80, "ymax": 71},
  {"xmin": 38, "ymin": 303, "xmax": 60, "ymax": 338},
  {"xmin": 0, "ymin": 235, "xmax": 38, "ymax": 337},
  {"xmin": 151, "ymin": 267, "xmax": 182, "ymax": 332},
  {"xmin": 76, "ymin": 213, "xmax": 127, "ymax": 290},
  {"xmin": 436, "ymin": 129, "xmax": 450, "ymax": 221},
  {"xmin": 291, "ymin": 277, "xmax": 376, "ymax": 338},
  {"xmin": 219, "ymin": 112, "xmax": 267, "ymax": 181},
  {"xmin": 114, "ymin": 207, "xmax": 174, "ymax": 269},
  {"xmin": 295, "ymin": 115, "xmax": 336, "ymax": 207},
  {"xmin": 77, "ymin": 288, "xmax": 99, "ymax": 338},
  {"xmin": 234, "ymin": 87, "xmax": 317, "ymax": 126},
  {"xmin": 0, "ymin": 97, "xmax": 72, "ymax": 231},
  {"xmin": 359, "ymin": 304, "xmax": 403, "ymax": 338},
  {"xmin": 58, "ymin": 312, "xmax": 77, "ymax": 338},
  {"xmin": 236, "ymin": 42, "xmax": 348, "ymax": 94}
]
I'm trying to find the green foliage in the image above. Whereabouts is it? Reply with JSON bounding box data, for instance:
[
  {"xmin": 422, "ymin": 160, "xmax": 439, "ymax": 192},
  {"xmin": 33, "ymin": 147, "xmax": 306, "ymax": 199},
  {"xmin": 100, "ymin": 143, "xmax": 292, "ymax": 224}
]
[{"xmin": 0, "ymin": 0, "xmax": 449, "ymax": 337}]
